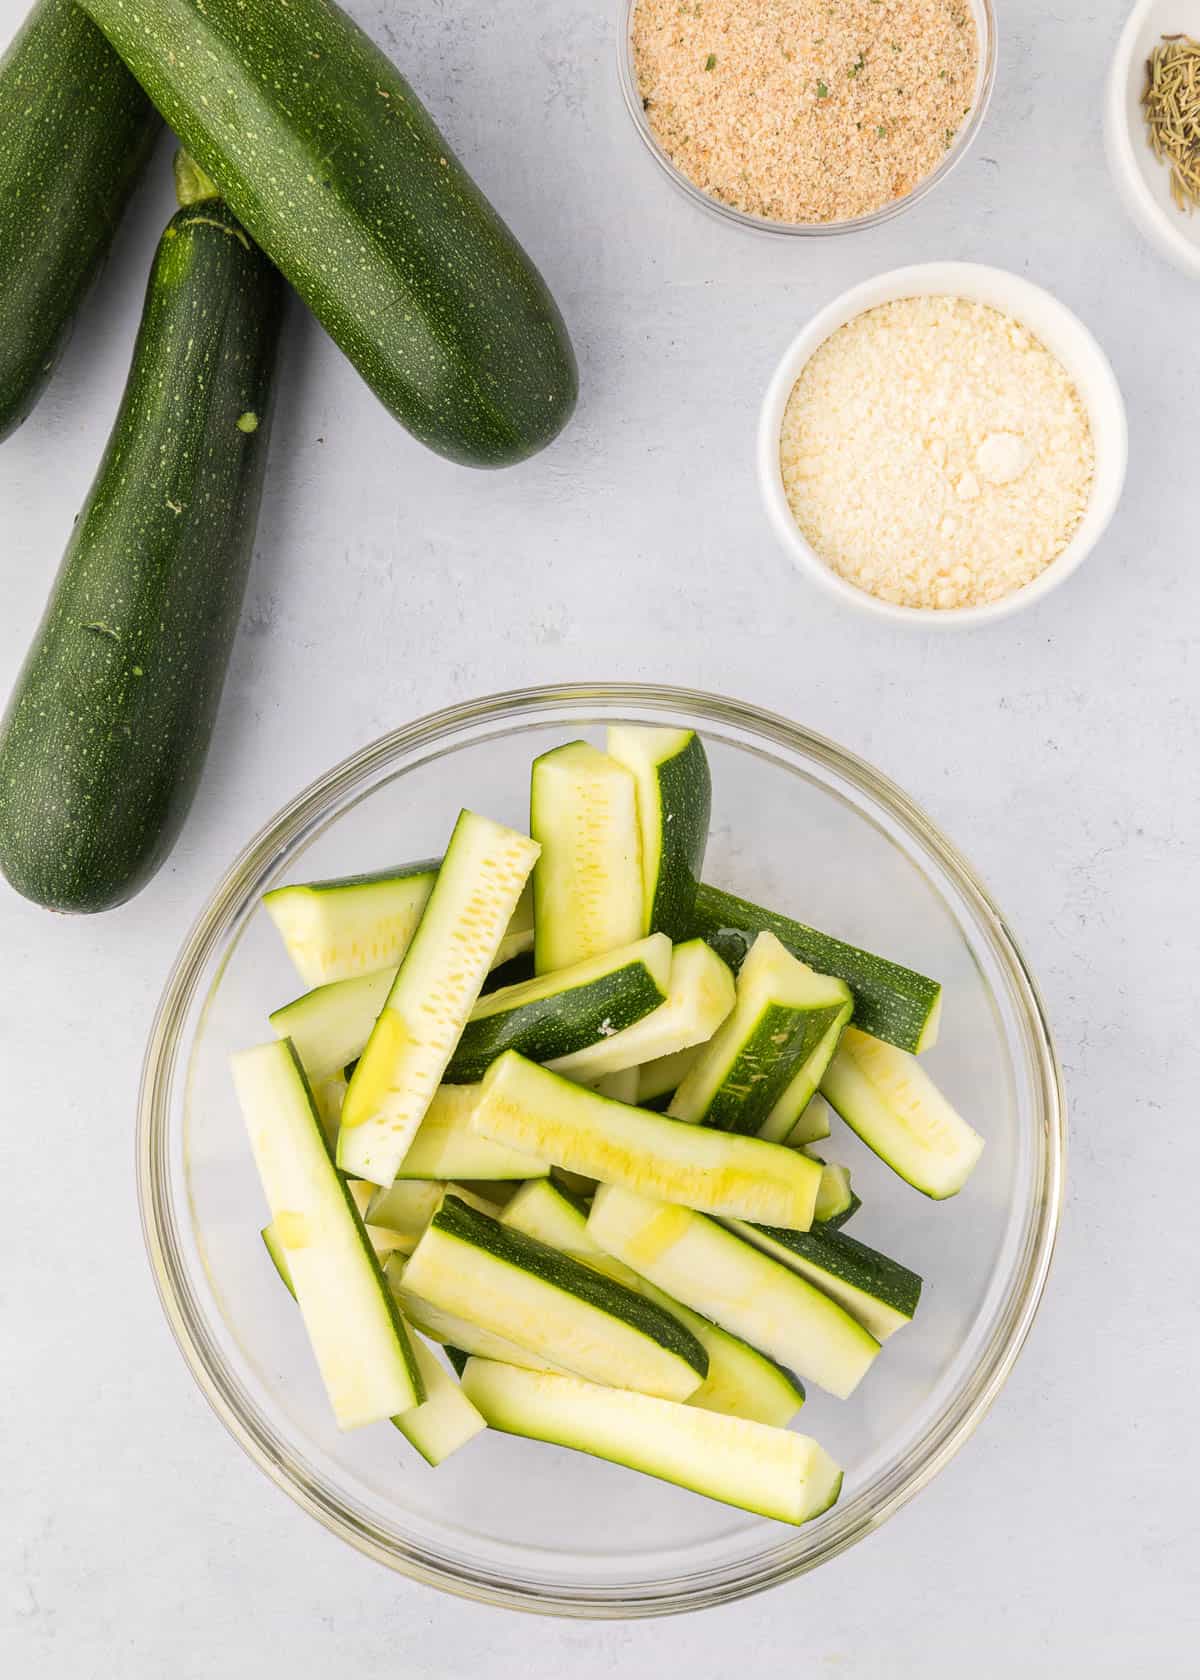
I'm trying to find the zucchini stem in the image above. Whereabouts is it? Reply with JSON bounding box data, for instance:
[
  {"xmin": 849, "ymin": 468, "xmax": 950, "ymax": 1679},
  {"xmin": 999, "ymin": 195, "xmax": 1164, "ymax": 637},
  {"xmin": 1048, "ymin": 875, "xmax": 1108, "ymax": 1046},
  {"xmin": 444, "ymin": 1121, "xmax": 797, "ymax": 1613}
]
[{"xmin": 173, "ymin": 151, "xmax": 220, "ymax": 207}]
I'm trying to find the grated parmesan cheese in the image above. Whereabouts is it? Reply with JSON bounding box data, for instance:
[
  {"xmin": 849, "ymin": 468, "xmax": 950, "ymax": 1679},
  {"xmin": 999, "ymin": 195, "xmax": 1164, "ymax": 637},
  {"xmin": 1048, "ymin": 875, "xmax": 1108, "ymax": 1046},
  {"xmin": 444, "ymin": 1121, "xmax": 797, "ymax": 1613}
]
[{"xmin": 779, "ymin": 296, "xmax": 1096, "ymax": 610}]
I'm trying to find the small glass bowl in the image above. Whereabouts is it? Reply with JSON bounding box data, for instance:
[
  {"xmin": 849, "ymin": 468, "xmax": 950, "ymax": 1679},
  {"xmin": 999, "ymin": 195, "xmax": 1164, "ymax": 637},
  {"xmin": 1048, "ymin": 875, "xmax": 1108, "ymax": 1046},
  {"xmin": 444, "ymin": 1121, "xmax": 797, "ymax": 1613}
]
[
  {"xmin": 139, "ymin": 684, "xmax": 1064, "ymax": 1618},
  {"xmin": 618, "ymin": 0, "xmax": 998, "ymax": 235}
]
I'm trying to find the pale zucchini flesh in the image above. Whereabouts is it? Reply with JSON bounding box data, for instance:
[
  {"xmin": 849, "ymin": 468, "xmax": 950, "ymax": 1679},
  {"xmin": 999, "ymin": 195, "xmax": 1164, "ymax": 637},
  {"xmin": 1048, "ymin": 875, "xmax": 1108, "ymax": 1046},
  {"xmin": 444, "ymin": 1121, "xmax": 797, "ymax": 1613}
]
[
  {"xmin": 808, "ymin": 1157, "xmax": 860, "ymax": 1228},
  {"xmin": 258, "ymin": 1226, "xmax": 480, "ymax": 1456},
  {"xmin": 364, "ymin": 1179, "xmax": 445, "ymax": 1240},
  {"xmin": 682, "ymin": 1319, "xmax": 805, "ymax": 1426},
  {"xmin": 530, "ymin": 741, "xmax": 644, "ymax": 973},
  {"xmin": 263, "ymin": 861, "xmax": 437, "ymax": 986},
  {"xmin": 392, "ymin": 1334, "xmax": 487, "ymax": 1466},
  {"xmin": 821, "ymin": 1027, "xmax": 984, "ymax": 1199},
  {"xmin": 261, "ymin": 1222, "xmax": 295, "ymax": 1294},
  {"xmin": 338, "ymin": 811, "xmax": 540, "ymax": 1186},
  {"xmin": 785, "ymin": 1090, "xmax": 834, "ymax": 1148},
  {"xmin": 391, "ymin": 1084, "xmax": 549, "ymax": 1181},
  {"xmin": 460, "ymin": 1361, "xmax": 842, "ymax": 1527},
  {"xmin": 500, "ymin": 1179, "xmax": 805, "ymax": 1427},
  {"xmin": 265, "ymin": 863, "xmax": 533, "ymax": 989},
  {"xmin": 385, "ymin": 1254, "xmax": 573, "ymax": 1377},
  {"xmin": 446, "ymin": 933, "xmax": 671, "ymax": 1084},
  {"xmin": 270, "ymin": 968, "xmax": 392, "ymax": 1085},
  {"xmin": 727, "ymin": 1220, "xmax": 921, "ymax": 1341},
  {"xmin": 344, "ymin": 1179, "xmax": 419, "ymax": 1258},
  {"xmin": 690, "ymin": 882, "xmax": 942, "ymax": 1054},
  {"xmin": 498, "ymin": 1177, "xmax": 596, "ymax": 1250},
  {"xmin": 312, "ymin": 1071, "xmax": 350, "ymax": 1149},
  {"xmin": 594, "ymin": 1067, "xmax": 641, "ymax": 1105},
  {"xmin": 605, "ymin": 725, "xmax": 711, "ymax": 941},
  {"xmin": 271, "ymin": 917, "xmax": 551, "ymax": 1115},
  {"xmin": 668, "ymin": 931, "xmax": 853, "ymax": 1136},
  {"xmin": 637, "ymin": 1044, "xmax": 703, "ymax": 1104},
  {"xmin": 232, "ymin": 1039, "xmax": 422, "ymax": 1427},
  {"xmin": 473, "ymin": 1051, "xmax": 822, "ymax": 1230},
  {"xmin": 548, "ymin": 939, "xmax": 736, "ymax": 1083},
  {"xmin": 588, "ymin": 1185, "xmax": 880, "ymax": 1400},
  {"xmin": 402, "ymin": 1194, "xmax": 708, "ymax": 1401}
]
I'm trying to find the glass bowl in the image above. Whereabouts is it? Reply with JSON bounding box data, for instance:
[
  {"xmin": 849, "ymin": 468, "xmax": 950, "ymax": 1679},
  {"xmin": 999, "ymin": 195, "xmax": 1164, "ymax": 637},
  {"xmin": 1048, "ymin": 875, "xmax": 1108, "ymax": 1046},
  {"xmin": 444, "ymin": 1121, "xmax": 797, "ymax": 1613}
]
[
  {"xmin": 618, "ymin": 0, "xmax": 998, "ymax": 236},
  {"xmin": 139, "ymin": 683, "xmax": 1064, "ymax": 1617}
]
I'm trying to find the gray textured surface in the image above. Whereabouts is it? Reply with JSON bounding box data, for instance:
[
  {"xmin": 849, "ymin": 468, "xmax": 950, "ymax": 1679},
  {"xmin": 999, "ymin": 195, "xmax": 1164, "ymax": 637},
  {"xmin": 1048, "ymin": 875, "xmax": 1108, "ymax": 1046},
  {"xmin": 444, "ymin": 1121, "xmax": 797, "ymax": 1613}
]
[{"xmin": 1, "ymin": 1, "xmax": 1195, "ymax": 1673}]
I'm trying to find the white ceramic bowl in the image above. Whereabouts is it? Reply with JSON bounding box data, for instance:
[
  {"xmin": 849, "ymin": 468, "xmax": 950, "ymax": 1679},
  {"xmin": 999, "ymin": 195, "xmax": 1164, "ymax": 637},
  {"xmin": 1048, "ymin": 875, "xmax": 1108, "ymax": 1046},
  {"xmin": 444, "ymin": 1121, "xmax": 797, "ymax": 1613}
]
[
  {"xmin": 757, "ymin": 263, "xmax": 1128, "ymax": 629},
  {"xmin": 1105, "ymin": 0, "xmax": 1200, "ymax": 280}
]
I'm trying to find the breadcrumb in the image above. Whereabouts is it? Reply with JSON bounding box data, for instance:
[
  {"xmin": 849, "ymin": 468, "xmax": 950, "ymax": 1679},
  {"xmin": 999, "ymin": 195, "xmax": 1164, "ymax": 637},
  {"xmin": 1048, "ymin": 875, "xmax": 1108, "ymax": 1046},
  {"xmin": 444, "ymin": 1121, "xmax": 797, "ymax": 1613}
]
[{"xmin": 632, "ymin": 0, "xmax": 979, "ymax": 223}]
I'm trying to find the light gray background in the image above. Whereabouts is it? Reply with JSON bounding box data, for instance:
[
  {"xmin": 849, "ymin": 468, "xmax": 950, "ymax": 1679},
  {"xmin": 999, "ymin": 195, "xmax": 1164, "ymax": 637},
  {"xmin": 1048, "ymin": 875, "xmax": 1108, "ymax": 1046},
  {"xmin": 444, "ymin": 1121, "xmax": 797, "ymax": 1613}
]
[{"xmin": 1, "ymin": 0, "xmax": 1195, "ymax": 1673}]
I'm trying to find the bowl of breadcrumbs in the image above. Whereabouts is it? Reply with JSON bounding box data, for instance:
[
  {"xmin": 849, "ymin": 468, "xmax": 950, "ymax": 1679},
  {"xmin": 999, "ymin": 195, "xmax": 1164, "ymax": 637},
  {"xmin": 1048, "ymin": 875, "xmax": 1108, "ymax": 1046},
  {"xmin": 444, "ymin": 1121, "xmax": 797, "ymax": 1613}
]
[
  {"xmin": 624, "ymin": 0, "xmax": 996, "ymax": 231},
  {"xmin": 757, "ymin": 264, "xmax": 1128, "ymax": 625}
]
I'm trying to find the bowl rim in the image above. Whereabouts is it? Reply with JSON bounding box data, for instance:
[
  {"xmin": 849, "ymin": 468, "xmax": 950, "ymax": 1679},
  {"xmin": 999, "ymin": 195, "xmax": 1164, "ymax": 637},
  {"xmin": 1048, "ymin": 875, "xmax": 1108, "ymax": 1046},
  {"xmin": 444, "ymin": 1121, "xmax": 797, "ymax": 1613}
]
[
  {"xmin": 755, "ymin": 261, "xmax": 1129, "ymax": 628},
  {"xmin": 138, "ymin": 682, "xmax": 1066, "ymax": 1618},
  {"xmin": 616, "ymin": 0, "xmax": 999, "ymax": 237},
  {"xmin": 1104, "ymin": 0, "xmax": 1200, "ymax": 280}
]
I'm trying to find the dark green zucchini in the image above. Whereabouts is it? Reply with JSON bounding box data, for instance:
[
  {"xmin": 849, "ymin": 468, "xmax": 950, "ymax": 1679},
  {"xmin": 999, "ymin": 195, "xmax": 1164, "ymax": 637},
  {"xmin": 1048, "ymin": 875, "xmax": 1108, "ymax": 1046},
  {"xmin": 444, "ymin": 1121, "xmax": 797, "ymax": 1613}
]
[
  {"xmin": 479, "ymin": 949, "xmax": 538, "ymax": 995},
  {"xmin": 723, "ymin": 1221, "xmax": 922, "ymax": 1343},
  {"xmin": 0, "ymin": 0, "xmax": 159, "ymax": 440},
  {"xmin": 80, "ymin": 0, "xmax": 577, "ymax": 467},
  {"xmin": 0, "ymin": 171, "xmax": 283, "ymax": 912},
  {"xmin": 689, "ymin": 883, "xmax": 943, "ymax": 1054},
  {"xmin": 443, "ymin": 1346, "xmax": 470, "ymax": 1380},
  {"xmin": 446, "ymin": 934, "xmax": 672, "ymax": 1085},
  {"xmin": 606, "ymin": 726, "xmax": 711, "ymax": 941}
]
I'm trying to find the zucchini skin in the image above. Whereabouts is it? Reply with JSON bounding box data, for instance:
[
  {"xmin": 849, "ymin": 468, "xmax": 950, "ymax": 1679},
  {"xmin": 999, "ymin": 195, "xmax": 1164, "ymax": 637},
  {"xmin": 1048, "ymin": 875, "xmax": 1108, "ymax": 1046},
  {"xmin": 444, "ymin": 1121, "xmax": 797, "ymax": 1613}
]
[
  {"xmin": 446, "ymin": 957, "xmax": 666, "ymax": 1085},
  {"xmin": 444, "ymin": 1346, "xmax": 470, "ymax": 1379},
  {"xmin": 0, "ymin": 0, "xmax": 159, "ymax": 440},
  {"xmin": 431, "ymin": 1195, "xmax": 710, "ymax": 1382},
  {"xmin": 737, "ymin": 1222, "xmax": 922, "ymax": 1320},
  {"xmin": 80, "ymin": 0, "xmax": 577, "ymax": 467},
  {"xmin": 689, "ymin": 883, "xmax": 942, "ymax": 1055},
  {"xmin": 691, "ymin": 1001, "xmax": 851, "ymax": 1138},
  {"xmin": 0, "ymin": 201, "xmax": 283, "ymax": 912},
  {"xmin": 647, "ymin": 735, "xmax": 711, "ymax": 940}
]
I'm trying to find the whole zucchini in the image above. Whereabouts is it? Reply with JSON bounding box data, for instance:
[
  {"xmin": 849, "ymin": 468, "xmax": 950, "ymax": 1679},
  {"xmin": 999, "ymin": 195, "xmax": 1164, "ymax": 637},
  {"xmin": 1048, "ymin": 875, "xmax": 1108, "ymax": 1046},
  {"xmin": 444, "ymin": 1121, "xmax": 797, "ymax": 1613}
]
[
  {"xmin": 80, "ymin": 0, "xmax": 577, "ymax": 468},
  {"xmin": 0, "ymin": 0, "xmax": 159, "ymax": 441},
  {"xmin": 0, "ymin": 169, "xmax": 283, "ymax": 913}
]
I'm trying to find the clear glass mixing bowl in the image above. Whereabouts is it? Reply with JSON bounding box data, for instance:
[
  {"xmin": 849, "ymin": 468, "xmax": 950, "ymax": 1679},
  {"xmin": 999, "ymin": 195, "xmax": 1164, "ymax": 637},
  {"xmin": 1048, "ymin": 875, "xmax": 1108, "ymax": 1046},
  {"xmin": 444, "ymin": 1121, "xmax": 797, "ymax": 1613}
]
[
  {"xmin": 138, "ymin": 684, "xmax": 1063, "ymax": 1617},
  {"xmin": 618, "ymin": 0, "xmax": 998, "ymax": 236}
]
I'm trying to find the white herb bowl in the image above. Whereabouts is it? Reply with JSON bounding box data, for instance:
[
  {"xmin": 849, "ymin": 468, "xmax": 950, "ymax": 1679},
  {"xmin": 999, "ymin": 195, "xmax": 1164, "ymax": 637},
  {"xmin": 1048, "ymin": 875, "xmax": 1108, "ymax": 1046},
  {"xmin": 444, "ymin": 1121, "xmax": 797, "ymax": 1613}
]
[
  {"xmin": 756, "ymin": 262, "xmax": 1128, "ymax": 629},
  {"xmin": 1105, "ymin": 0, "xmax": 1200, "ymax": 279}
]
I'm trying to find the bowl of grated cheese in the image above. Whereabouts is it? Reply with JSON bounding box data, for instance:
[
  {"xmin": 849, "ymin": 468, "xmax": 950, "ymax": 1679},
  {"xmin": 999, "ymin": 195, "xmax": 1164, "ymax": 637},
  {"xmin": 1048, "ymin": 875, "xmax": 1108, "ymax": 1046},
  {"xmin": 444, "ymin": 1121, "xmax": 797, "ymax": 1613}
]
[{"xmin": 756, "ymin": 263, "xmax": 1128, "ymax": 625}]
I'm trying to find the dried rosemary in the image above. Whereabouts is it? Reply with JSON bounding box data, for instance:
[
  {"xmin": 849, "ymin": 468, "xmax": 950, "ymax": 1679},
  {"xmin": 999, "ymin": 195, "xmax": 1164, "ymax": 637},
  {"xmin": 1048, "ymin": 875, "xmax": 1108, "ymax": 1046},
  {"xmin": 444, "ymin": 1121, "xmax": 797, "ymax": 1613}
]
[{"xmin": 1143, "ymin": 34, "xmax": 1200, "ymax": 213}]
